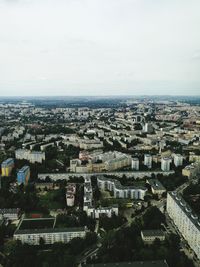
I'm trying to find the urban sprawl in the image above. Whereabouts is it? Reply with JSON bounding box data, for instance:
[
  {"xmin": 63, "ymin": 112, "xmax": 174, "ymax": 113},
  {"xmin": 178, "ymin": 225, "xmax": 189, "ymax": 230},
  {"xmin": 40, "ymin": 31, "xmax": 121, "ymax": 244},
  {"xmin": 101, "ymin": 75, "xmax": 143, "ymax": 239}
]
[{"xmin": 0, "ymin": 97, "xmax": 199, "ymax": 267}]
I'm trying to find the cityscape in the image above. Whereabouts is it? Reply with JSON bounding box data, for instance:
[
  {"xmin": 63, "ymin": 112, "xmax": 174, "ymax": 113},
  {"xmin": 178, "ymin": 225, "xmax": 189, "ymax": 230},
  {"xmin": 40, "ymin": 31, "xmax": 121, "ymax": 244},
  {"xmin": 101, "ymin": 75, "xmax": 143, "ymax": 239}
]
[
  {"xmin": 0, "ymin": 0, "xmax": 200, "ymax": 266},
  {"xmin": 0, "ymin": 96, "xmax": 199, "ymax": 267}
]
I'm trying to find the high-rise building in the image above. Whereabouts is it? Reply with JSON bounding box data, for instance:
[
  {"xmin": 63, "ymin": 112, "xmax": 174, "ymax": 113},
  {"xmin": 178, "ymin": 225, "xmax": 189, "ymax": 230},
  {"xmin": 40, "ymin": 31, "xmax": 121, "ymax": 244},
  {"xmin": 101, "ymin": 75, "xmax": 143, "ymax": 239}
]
[
  {"xmin": 144, "ymin": 154, "xmax": 152, "ymax": 169},
  {"xmin": 161, "ymin": 157, "xmax": 171, "ymax": 172},
  {"xmin": 174, "ymin": 154, "xmax": 183, "ymax": 167},
  {"xmin": 132, "ymin": 158, "xmax": 139, "ymax": 170},
  {"xmin": 1, "ymin": 158, "xmax": 14, "ymax": 177},
  {"xmin": 17, "ymin": 166, "xmax": 30, "ymax": 185},
  {"xmin": 167, "ymin": 192, "xmax": 200, "ymax": 260}
]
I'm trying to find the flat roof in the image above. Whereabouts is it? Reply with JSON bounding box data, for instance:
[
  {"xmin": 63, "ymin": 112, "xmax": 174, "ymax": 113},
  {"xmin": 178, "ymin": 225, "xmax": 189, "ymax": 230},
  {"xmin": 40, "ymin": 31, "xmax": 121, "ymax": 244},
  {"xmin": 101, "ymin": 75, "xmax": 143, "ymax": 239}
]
[
  {"xmin": 141, "ymin": 230, "xmax": 165, "ymax": 237},
  {"xmin": 15, "ymin": 227, "xmax": 85, "ymax": 235},
  {"xmin": 85, "ymin": 260, "xmax": 169, "ymax": 267},
  {"xmin": 147, "ymin": 179, "xmax": 166, "ymax": 191},
  {"xmin": 1, "ymin": 158, "xmax": 14, "ymax": 165}
]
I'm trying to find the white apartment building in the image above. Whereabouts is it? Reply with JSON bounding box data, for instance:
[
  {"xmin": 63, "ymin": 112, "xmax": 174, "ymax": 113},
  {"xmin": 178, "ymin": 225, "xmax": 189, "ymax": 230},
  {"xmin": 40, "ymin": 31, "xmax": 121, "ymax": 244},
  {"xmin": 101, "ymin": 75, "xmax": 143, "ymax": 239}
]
[
  {"xmin": 144, "ymin": 154, "xmax": 152, "ymax": 169},
  {"xmin": 161, "ymin": 157, "xmax": 171, "ymax": 172},
  {"xmin": 173, "ymin": 154, "xmax": 183, "ymax": 167},
  {"xmin": 15, "ymin": 149, "xmax": 45, "ymax": 163},
  {"xmin": 97, "ymin": 177, "xmax": 147, "ymax": 200},
  {"xmin": 70, "ymin": 151, "xmax": 132, "ymax": 173},
  {"xmin": 14, "ymin": 227, "xmax": 86, "ymax": 245},
  {"xmin": 131, "ymin": 158, "xmax": 139, "ymax": 170},
  {"xmin": 167, "ymin": 192, "xmax": 200, "ymax": 260},
  {"xmin": 83, "ymin": 177, "xmax": 118, "ymax": 219}
]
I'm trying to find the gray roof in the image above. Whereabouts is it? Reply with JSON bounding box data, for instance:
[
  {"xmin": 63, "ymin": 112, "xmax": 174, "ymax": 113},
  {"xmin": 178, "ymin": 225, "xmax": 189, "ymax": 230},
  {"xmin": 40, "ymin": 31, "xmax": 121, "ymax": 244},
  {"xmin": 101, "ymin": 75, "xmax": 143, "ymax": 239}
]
[
  {"xmin": 141, "ymin": 230, "xmax": 165, "ymax": 237},
  {"xmin": 147, "ymin": 179, "xmax": 166, "ymax": 191},
  {"xmin": 85, "ymin": 260, "xmax": 169, "ymax": 267}
]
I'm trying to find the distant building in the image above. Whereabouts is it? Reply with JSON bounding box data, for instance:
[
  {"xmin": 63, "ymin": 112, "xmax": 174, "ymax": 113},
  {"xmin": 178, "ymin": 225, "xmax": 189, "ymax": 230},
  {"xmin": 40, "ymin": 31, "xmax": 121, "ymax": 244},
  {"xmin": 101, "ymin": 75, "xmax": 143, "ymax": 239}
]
[
  {"xmin": 17, "ymin": 166, "xmax": 30, "ymax": 185},
  {"xmin": 161, "ymin": 157, "xmax": 171, "ymax": 172},
  {"xmin": 141, "ymin": 230, "xmax": 165, "ymax": 244},
  {"xmin": 144, "ymin": 154, "xmax": 152, "ymax": 169},
  {"xmin": 173, "ymin": 154, "xmax": 183, "ymax": 167},
  {"xmin": 1, "ymin": 158, "xmax": 14, "ymax": 176},
  {"xmin": 131, "ymin": 158, "xmax": 139, "ymax": 170}
]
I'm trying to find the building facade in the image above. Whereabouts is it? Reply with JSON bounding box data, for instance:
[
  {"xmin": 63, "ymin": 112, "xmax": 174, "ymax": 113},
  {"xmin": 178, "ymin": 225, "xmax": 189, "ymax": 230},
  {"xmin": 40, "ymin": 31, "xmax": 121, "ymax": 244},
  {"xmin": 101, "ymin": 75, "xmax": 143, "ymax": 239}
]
[
  {"xmin": 17, "ymin": 166, "xmax": 30, "ymax": 185},
  {"xmin": 167, "ymin": 192, "xmax": 200, "ymax": 260},
  {"xmin": 1, "ymin": 158, "xmax": 14, "ymax": 176},
  {"xmin": 97, "ymin": 177, "xmax": 147, "ymax": 200},
  {"xmin": 14, "ymin": 227, "xmax": 86, "ymax": 245}
]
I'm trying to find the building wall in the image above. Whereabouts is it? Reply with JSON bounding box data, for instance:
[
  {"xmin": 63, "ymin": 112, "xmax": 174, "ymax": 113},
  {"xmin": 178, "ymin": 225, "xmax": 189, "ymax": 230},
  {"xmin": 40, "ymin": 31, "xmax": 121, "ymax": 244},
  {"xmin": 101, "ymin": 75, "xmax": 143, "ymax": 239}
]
[{"xmin": 167, "ymin": 192, "xmax": 200, "ymax": 260}]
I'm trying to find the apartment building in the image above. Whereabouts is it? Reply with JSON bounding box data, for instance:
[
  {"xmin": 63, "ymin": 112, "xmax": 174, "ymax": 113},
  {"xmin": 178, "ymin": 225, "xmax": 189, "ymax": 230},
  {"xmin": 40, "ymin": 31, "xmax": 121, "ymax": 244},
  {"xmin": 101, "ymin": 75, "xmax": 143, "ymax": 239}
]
[
  {"xmin": 1, "ymin": 158, "xmax": 14, "ymax": 176},
  {"xmin": 97, "ymin": 177, "xmax": 147, "ymax": 200},
  {"xmin": 167, "ymin": 192, "xmax": 200, "ymax": 260},
  {"xmin": 14, "ymin": 227, "xmax": 86, "ymax": 245},
  {"xmin": 17, "ymin": 165, "xmax": 30, "ymax": 185},
  {"xmin": 15, "ymin": 149, "xmax": 45, "ymax": 163},
  {"xmin": 83, "ymin": 177, "xmax": 118, "ymax": 218},
  {"xmin": 161, "ymin": 157, "xmax": 171, "ymax": 172}
]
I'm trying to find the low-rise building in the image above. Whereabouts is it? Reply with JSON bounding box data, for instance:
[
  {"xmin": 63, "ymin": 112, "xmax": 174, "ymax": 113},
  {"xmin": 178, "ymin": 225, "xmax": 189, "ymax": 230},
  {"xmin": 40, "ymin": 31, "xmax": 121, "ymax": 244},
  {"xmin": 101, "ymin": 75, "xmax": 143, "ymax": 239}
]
[
  {"xmin": 146, "ymin": 179, "xmax": 166, "ymax": 196},
  {"xmin": 141, "ymin": 230, "xmax": 165, "ymax": 243}
]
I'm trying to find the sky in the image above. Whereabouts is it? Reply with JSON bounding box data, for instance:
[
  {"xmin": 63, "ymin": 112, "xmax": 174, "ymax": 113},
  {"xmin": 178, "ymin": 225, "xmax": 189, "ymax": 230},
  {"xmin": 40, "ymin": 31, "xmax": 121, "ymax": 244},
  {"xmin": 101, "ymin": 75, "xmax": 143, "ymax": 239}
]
[{"xmin": 0, "ymin": 0, "xmax": 200, "ymax": 96}]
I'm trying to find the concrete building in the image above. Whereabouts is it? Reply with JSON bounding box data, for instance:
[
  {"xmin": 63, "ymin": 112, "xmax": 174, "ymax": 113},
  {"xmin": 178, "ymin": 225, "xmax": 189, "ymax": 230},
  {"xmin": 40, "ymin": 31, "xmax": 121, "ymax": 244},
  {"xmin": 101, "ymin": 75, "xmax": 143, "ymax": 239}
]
[
  {"xmin": 70, "ymin": 151, "xmax": 132, "ymax": 173},
  {"xmin": 17, "ymin": 166, "xmax": 30, "ymax": 185},
  {"xmin": 144, "ymin": 154, "xmax": 152, "ymax": 169},
  {"xmin": 146, "ymin": 179, "xmax": 166, "ymax": 196},
  {"xmin": 131, "ymin": 158, "xmax": 139, "ymax": 170},
  {"xmin": 83, "ymin": 177, "xmax": 118, "ymax": 219},
  {"xmin": 167, "ymin": 192, "xmax": 200, "ymax": 260},
  {"xmin": 15, "ymin": 149, "xmax": 45, "ymax": 164},
  {"xmin": 161, "ymin": 157, "xmax": 171, "ymax": 172},
  {"xmin": 1, "ymin": 158, "xmax": 14, "ymax": 176},
  {"xmin": 174, "ymin": 154, "xmax": 183, "ymax": 167},
  {"xmin": 141, "ymin": 230, "xmax": 165, "ymax": 244},
  {"xmin": 14, "ymin": 226, "xmax": 86, "ymax": 245},
  {"xmin": 97, "ymin": 177, "xmax": 147, "ymax": 200},
  {"xmin": 0, "ymin": 208, "xmax": 20, "ymax": 221}
]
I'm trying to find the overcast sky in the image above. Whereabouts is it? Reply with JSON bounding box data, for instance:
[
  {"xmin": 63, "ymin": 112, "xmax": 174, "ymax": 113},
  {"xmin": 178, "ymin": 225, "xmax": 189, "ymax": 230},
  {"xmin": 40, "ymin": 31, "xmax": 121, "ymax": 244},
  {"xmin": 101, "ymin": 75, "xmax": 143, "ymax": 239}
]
[{"xmin": 0, "ymin": 0, "xmax": 200, "ymax": 96}]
